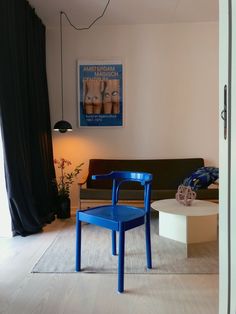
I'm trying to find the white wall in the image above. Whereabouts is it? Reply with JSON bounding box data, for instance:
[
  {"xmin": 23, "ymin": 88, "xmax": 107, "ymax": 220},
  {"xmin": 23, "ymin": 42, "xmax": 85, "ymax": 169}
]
[{"xmin": 46, "ymin": 22, "xmax": 219, "ymax": 207}]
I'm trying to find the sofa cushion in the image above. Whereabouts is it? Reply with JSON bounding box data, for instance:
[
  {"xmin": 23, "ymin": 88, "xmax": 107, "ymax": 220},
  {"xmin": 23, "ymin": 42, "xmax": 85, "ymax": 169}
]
[
  {"xmin": 183, "ymin": 167, "xmax": 219, "ymax": 191},
  {"xmin": 80, "ymin": 188, "xmax": 219, "ymax": 201}
]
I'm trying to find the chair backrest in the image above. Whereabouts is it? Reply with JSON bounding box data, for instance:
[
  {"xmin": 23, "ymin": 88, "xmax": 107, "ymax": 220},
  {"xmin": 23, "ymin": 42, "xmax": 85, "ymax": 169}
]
[{"xmin": 92, "ymin": 171, "xmax": 153, "ymax": 212}]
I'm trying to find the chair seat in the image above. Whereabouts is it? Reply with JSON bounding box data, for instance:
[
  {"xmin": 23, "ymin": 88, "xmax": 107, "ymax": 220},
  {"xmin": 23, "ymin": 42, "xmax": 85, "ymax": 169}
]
[{"xmin": 78, "ymin": 205, "xmax": 145, "ymax": 231}]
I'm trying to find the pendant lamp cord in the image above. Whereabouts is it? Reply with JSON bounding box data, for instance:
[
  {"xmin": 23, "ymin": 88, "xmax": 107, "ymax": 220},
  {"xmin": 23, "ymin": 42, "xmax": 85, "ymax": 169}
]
[
  {"xmin": 59, "ymin": 0, "xmax": 111, "ymax": 121},
  {"xmin": 60, "ymin": 11, "xmax": 64, "ymax": 120},
  {"xmin": 60, "ymin": 0, "xmax": 111, "ymax": 124},
  {"xmin": 61, "ymin": 0, "xmax": 111, "ymax": 31}
]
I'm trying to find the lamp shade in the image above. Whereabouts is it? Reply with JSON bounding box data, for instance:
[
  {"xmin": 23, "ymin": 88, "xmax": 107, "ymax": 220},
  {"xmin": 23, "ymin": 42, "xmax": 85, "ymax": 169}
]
[{"xmin": 53, "ymin": 120, "xmax": 72, "ymax": 133}]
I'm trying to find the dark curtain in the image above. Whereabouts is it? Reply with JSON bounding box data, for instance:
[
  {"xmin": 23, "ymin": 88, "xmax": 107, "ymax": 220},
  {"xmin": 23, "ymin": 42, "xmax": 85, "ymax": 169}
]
[{"xmin": 0, "ymin": 0, "xmax": 57, "ymax": 236}]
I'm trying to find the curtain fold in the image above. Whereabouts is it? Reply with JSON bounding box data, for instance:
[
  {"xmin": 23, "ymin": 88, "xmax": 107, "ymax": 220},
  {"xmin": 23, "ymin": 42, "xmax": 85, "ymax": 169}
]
[{"xmin": 0, "ymin": 0, "xmax": 57, "ymax": 236}]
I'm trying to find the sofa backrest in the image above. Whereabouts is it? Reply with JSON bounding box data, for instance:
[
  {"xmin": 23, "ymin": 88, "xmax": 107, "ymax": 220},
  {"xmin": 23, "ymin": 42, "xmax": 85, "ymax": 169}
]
[{"xmin": 87, "ymin": 158, "xmax": 204, "ymax": 190}]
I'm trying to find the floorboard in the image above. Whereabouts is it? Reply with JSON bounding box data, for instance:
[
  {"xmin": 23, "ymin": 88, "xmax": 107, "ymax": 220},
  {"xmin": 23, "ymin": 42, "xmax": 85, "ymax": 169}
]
[{"xmin": 0, "ymin": 216, "xmax": 218, "ymax": 314}]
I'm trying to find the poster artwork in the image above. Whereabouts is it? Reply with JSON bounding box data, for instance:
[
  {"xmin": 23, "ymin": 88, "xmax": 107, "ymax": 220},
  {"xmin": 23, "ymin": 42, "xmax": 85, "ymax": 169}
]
[{"xmin": 79, "ymin": 63, "xmax": 123, "ymax": 127}]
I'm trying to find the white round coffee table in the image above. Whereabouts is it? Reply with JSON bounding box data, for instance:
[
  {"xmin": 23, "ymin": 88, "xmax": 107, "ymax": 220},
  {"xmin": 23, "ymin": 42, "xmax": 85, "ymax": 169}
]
[{"xmin": 151, "ymin": 199, "xmax": 218, "ymax": 256}]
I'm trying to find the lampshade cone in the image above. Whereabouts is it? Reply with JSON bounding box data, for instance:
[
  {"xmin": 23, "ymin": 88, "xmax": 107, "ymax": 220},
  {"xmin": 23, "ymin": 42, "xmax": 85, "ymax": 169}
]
[{"xmin": 53, "ymin": 120, "xmax": 72, "ymax": 133}]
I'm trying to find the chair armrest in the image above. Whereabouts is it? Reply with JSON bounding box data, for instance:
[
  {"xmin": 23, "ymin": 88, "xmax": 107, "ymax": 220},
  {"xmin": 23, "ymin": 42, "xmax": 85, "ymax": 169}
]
[{"xmin": 92, "ymin": 173, "xmax": 113, "ymax": 180}]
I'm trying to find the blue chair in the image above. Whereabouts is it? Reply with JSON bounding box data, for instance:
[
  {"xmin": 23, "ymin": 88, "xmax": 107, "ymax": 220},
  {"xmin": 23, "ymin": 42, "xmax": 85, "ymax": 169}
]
[{"xmin": 75, "ymin": 171, "xmax": 153, "ymax": 293}]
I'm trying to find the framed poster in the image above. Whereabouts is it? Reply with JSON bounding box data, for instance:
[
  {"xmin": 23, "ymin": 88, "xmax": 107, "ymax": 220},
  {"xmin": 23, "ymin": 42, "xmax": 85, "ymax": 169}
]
[{"xmin": 77, "ymin": 60, "xmax": 123, "ymax": 127}]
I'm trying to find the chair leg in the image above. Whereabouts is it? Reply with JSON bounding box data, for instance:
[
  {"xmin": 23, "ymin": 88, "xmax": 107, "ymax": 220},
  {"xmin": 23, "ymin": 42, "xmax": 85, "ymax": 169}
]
[
  {"xmin": 118, "ymin": 227, "xmax": 125, "ymax": 293},
  {"xmin": 145, "ymin": 213, "xmax": 152, "ymax": 269},
  {"xmin": 75, "ymin": 213, "xmax": 81, "ymax": 271},
  {"xmin": 112, "ymin": 230, "xmax": 117, "ymax": 255}
]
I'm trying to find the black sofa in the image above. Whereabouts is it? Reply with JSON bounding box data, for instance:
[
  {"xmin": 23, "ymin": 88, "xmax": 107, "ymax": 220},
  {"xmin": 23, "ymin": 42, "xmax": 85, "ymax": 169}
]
[{"xmin": 79, "ymin": 158, "xmax": 218, "ymax": 209}]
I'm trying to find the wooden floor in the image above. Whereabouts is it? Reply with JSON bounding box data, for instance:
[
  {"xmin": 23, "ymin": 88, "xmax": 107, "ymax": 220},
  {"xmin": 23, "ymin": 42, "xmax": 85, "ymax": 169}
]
[{"xmin": 0, "ymin": 217, "xmax": 218, "ymax": 314}]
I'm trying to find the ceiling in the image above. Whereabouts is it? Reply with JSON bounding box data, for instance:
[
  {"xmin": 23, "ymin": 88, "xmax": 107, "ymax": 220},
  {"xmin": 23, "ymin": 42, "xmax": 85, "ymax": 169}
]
[{"xmin": 28, "ymin": 0, "xmax": 218, "ymax": 28}]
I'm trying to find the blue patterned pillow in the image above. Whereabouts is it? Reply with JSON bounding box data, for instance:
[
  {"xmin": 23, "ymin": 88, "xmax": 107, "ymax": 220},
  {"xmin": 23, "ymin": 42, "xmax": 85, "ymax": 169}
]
[{"xmin": 183, "ymin": 167, "xmax": 219, "ymax": 191}]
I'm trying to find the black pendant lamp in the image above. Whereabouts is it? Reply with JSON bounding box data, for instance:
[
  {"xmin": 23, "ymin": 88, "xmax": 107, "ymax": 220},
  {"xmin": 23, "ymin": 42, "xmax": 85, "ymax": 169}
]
[{"xmin": 53, "ymin": 11, "xmax": 72, "ymax": 133}]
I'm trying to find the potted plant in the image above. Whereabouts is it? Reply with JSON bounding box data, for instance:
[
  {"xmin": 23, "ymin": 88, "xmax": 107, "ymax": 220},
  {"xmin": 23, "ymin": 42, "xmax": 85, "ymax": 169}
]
[{"xmin": 54, "ymin": 158, "xmax": 84, "ymax": 218}]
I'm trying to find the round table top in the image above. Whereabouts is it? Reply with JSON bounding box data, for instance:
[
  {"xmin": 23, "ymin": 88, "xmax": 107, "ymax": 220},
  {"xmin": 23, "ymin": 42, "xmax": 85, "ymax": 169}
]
[{"xmin": 151, "ymin": 199, "xmax": 218, "ymax": 216}]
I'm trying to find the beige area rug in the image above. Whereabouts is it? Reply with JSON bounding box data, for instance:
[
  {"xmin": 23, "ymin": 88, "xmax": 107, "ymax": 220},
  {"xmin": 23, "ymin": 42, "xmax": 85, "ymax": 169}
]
[{"xmin": 32, "ymin": 214, "xmax": 218, "ymax": 274}]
